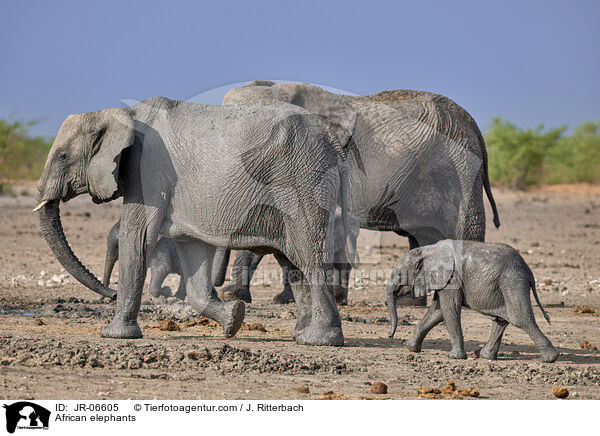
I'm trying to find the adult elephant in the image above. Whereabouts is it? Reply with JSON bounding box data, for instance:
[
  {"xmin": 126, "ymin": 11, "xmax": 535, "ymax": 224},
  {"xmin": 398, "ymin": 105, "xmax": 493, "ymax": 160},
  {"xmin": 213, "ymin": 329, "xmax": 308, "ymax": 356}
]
[
  {"xmin": 218, "ymin": 81, "xmax": 500, "ymax": 305},
  {"xmin": 34, "ymin": 97, "xmax": 357, "ymax": 346}
]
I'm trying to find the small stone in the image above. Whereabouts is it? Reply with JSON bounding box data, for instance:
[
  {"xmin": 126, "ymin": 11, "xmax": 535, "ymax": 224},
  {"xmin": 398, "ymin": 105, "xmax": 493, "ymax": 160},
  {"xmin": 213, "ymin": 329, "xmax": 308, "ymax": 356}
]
[
  {"xmin": 579, "ymin": 341, "xmax": 598, "ymax": 351},
  {"xmin": 574, "ymin": 306, "xmax": 595, "ymax": 314},
  {"xmin": 442, "ymin": 380, "xmax": 456, "ymax": 394},
  {"xmin": 33, "ymin": 318, "xmax": 46, "ymax": 326},
  {"xmin": 531, "ymin": 242, "xmax": 540, "ymax": 247},
  {"xmin": 241, "ymin": 322, "xmax": 267, "ymax": 332},
  {"xmin": 370, "ymin": 382, "xmax": 388, "ymax": 394},
  {"xmin": 418, "ymin": 387, "xmax": 441, "ymax": 396},
  {"xmin": 543, "ymin": 279, "xmax": 553, "ymax": 286},
  {"xmin": 318, "ymin": 391, "xmax": 348, "ymax": 400},
  {"xmin": 296, "ymin": 385, "xmax": 310, "ymax": 394},
  {"xmin": 157, "ymin": 319, "xmax": 180, "ymax": 331},
  {"xmin": 552, "ymin": 385, "xmax": 569, "ymax": 399}
]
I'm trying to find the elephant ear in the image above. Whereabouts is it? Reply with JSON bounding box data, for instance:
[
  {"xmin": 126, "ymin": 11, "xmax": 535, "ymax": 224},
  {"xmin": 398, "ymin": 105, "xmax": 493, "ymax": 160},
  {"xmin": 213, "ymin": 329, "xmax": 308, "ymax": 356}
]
[
  {"xmin": 411, "ymin": 241, "xmax": 456, "ymax": 298},
  {"xmin": 87, "ymin": 108, "xmax": 135, "ymax": 202},
  {"xmin": 285, "ymin": 84, "xmax": 358, "ymax": 147}
]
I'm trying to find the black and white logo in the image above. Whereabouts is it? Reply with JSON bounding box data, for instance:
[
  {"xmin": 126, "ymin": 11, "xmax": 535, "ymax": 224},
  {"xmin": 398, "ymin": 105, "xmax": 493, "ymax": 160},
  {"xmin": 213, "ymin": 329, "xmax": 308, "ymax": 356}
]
[{"xmin": 3, "ymin": 402, "xmax": 50, "ymax": 433}]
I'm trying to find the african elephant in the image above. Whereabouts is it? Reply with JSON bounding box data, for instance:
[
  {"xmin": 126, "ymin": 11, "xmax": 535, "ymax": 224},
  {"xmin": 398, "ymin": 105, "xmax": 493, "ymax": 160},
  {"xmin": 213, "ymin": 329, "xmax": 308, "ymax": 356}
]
[
  {"xmin": 218, "ymin": 81, "xmax": 500, "ymax": 305},
  {"xmin": 386, "ymin": 240, "xmax": 558, "ymax": 362},
  {"xmin": 35, "ymin": 97, "xmax": 357, "ymax": 346},
  {"xmin": 103, "ymin": 219, "xmax": 231, "ymax": 300}
]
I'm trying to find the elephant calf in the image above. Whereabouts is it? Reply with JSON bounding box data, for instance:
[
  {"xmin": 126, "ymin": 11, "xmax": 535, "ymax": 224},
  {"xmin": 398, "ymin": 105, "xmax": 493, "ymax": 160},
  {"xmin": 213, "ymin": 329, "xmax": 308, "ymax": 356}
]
[
  {"xmin": 387, "ymin": 240, "xmax": 559, "ymax": 362},
  {"xmin": 103, "ymin": 220, "xmax": 185, "ymax": 299}
]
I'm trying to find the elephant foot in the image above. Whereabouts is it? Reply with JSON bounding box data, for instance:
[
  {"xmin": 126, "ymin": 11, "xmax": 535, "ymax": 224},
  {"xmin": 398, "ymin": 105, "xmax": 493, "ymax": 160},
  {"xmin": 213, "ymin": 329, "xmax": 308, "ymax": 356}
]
[
  {"xmin": 220, "ymin": 284, "xmax": 252, "ymax": 303},
  {"xmin": 478, "ymin": 347, "xmax": 498, "ymax": 361},
  {"xmin": 220, "ymin": 300, "xmax": 246, "ymax": 338},
  {"xmin": 295, "ymin": 324, "xmax": 344, "ymax": 346},
  {"xmin": 272, "ymin": 287, "xmax": 294, "ymax": 304},
  {"xmin": 540, "ymin": 348, "xmax": 559, "ymax": 363},
  {"xmin": 406, "ymin": 338, "xmax": 422, "ymax": 353},
  {"xmin": 448, "ymin": 348, "xmax": 467, "ymax": 359},
  {"xmin": 396, "ymin": 295, "xmax": 427, "ymax": 307},
  {"xmin": 149, "ymin": 286, "xmax": 172, "ymax": 298},
  {"xmin": 101, "ymin": 318, "xmax": 143, "ymax": 339},
  {"xmin": 333, "ymin": 286, "xmax": 348, "ymax": 306}
]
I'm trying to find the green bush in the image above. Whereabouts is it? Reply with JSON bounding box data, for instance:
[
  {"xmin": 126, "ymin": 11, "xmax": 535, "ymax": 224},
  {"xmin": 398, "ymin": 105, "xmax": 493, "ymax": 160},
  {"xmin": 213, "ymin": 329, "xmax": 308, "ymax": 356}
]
[
  {"xmin": 485, "ymin": 117, "xmax": 600, "ymax": 188},
  {"xmin": 0, "ymin": 119, "xmax": 53, "ymax": 182}
]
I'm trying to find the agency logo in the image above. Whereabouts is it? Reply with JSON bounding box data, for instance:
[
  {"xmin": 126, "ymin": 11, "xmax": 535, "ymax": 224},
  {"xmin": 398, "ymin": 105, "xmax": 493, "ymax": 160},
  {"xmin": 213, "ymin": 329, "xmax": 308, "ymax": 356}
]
[{"xmin": 2, "ymin": 402, "xmax": 50, "ymax": 434}]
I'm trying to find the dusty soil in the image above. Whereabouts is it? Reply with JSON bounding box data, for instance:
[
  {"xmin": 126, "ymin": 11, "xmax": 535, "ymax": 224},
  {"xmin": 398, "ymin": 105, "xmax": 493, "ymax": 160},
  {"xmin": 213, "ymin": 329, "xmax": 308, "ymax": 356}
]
[{"xmin": 1, "ymin": 185, "xmax": 599, "ymax": 400}]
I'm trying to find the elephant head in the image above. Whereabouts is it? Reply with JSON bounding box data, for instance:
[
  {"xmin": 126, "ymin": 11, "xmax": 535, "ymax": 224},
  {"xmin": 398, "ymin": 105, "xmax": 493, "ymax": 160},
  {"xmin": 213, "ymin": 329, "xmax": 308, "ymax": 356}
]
[
  {"xmin": 223, "ymin": 82, "xmax": 357, "ymax": 147},
  {"xmin": 34, "ymin": 108, "xmax": 135, "ymax": 299},
  {"xmin": 387, "ymin": 241, "xmax": 457, "ymax": 338}
]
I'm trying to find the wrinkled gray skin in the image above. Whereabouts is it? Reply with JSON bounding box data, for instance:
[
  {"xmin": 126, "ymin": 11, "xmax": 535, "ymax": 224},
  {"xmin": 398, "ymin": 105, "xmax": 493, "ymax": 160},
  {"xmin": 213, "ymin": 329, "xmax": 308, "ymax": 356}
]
[
  {"xmin": 219, "ymin": 81, "xmax": 500, "ymax": 305},
  {"xmin": 386, "ymin": 240, "xmax": 558, "ymax": 362},
  {"xmin": 36, "ymin": 97, "xmax": 356, "ymax": 346},
  {"xmin": 103, "ymin": 220, "xmax": 185, "ymax": 299},
  {"xmin": 232, "ymin": 206, "xmax": 356, "ymax": 305},
  {"xmin": 103, "ymin": 220, "xmax": 230, "ymax": 299}
]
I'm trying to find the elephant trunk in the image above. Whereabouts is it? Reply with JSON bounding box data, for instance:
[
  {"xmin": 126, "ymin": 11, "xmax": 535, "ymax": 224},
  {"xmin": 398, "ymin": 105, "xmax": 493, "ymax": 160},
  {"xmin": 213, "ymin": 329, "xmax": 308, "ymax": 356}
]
[
  {"xmin": 211, "ymin": 247, "xmax": 231, "ymax": 287},
  {"xmin": 38, "ymin": 200, "xmax": 117, "ymax": 299},
  {"xmin": 386, "ymin": 282, "xmax": 398, "ymax": 338}
]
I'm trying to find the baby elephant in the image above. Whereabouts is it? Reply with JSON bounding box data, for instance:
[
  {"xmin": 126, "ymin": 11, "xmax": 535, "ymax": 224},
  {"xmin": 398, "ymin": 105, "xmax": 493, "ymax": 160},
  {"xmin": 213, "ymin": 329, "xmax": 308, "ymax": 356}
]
[
  {"xmin": 103, "ymin": 220, "xmax": 185, "ymax": 299},
  {"xmin": 387, "ymin": 240, "xmax": 559, "ymax": 362}
]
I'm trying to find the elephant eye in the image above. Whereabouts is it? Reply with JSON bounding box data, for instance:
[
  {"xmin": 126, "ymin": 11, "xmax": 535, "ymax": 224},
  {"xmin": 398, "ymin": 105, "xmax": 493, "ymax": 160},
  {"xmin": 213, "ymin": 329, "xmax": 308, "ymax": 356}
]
[{"xmin": 58, "ymin": 152, "xmax": 68, "ymax": 162}]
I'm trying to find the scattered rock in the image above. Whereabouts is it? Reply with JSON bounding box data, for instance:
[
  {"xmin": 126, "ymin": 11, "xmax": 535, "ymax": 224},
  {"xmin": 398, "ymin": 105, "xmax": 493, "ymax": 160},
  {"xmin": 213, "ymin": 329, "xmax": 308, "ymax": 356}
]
[
  {"xmin": 318, "ymin": 391, "xmax": 349, "ymax": 400},
  {"xmin": 531, "ymin": 242, "xmax": 540, "ymax": 247},
  {"xmin": 417, "ymin": 386, "xmax": 442, "ymax": 398},
  {"xmin": 580, "ymin": 341, "xmax": 598, "ymax": 351},
  {"xmin": 296, "ymin": 385, "xmax": 310, "ymax": 394},
  {"xmin": 370, "ymin": 382, "xmax": 388, "ymax": 394},
  {"xmin": 552, "ymin": 385, "xmax": 569, "ymax": 399},
  {"xmin": 157, "ymin": 319, "xmax": 180, "ymax": 331},
  {"xmin": 181, "ymin": 320, "xmax": 198, "ymax": 328},
  {"xmin": 33, "ymin": 319, "xmax": 46, "ymax": 326},
  {"xmin": 574, "ymin": 306, "xmax": 596, "ymax": 314},
  {"xmin": 543, "ymin": 279, "xmax": 553, "ymax": 286},
  {"xmin": 241, "ymin": 322, "xmax": 267, "ymax": 332},
  {"xmin": 197, "ymin": 317, "xmax": 219, "ymax": 328},
  {"xmin": 418, "ymin": 381, "xmax": 479, "ymax": 399},
  {"xmin": 442, "ymin": 380, "xmax": 457, "ymax": 394}
]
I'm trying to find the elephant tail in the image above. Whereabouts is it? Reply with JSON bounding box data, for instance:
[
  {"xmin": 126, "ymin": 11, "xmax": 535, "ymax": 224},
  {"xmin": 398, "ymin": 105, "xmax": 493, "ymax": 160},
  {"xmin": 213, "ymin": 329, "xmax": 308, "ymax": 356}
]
[
  {"xmin": 339, "ymin": 161, "xmax": 359, "ymax": 268},
  {"xmin": 530, "ymin": 276, "xmax": 551, "ymax": 325},
  {"xmin": 480, "ymin": 135, "xmax": 501, "ymax": 228}
]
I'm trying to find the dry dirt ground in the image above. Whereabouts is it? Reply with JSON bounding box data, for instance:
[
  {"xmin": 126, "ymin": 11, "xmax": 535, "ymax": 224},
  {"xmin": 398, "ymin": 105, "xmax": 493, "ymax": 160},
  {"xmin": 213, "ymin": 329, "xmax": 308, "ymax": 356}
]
[{"xmin": 1, "ymin": 185, "xmax": 599, "ymax": 400}]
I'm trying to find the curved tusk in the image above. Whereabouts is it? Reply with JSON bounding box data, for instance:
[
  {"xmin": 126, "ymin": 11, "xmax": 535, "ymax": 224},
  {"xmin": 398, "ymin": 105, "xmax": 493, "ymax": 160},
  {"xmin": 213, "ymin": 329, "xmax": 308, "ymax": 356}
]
[{"xmin": 32, "ymin": 200, "xmax": 49, "ymax": 212}]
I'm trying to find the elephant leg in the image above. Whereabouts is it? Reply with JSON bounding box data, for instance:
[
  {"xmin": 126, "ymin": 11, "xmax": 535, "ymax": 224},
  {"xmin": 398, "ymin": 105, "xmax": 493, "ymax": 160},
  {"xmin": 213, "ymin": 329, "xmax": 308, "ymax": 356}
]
[
  {"xmin": 148, "ymin": 264, "xmax": 172, "ymax": 298},
  {"xmin": 438, "ymin": 289, "xmax": 467, "ymax": 359},
  {"xmin": 394, "ymin": 231, "xmax": 427, "ymax": 307},
  {"xmin": 101, "ymin": 215, "xmax": 155, "ymax": 339},
  {"xmin": 172, "ymin": 275, "xmax": 186, "ymax": 300},
  {"xmin": 294, "ymin": 268, "xmax": 343, "ymax": 346},
  {"xmin": 174, "ymin": 240, "xmax": 245, "ymax": 338},
  {"xmin": 406, "ymin": 298, "xmax": 443, "ymax": 352},
  {"xmin": 332, "ymin": 262, "xmax": 350, "ymax": 306},
  {"xmin": 514, "ymin": 316, "xmax": 559, "ymax": 363},
  {"xmin": 272, "ymin": 252, "xmax": 295, "ymax": 304},
  {"xmin": 219, "ymin": 250, "xmax": 264, "ymax": 303},
  {"xmin": 102, "ymin": 220, "xmax": 121, "ymax": 287},
  {"xmin": 479, "ymin": 317, "xmax": 508, "ymax": 360},
  {"xmin": 276, "ymin": 255, "xmax": 311, "ymax": 337}
]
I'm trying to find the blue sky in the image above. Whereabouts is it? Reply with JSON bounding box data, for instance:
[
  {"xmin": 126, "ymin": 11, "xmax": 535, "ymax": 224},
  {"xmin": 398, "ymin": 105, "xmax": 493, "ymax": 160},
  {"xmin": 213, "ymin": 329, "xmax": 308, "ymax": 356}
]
[{"xmin": 1, "ymin": 0, "xmax": 598, "ymax": 136}]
